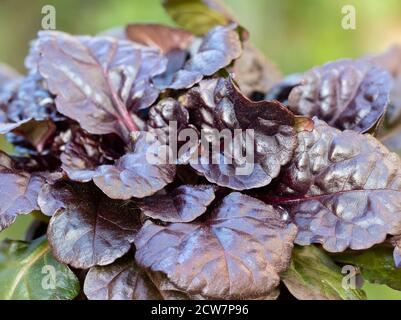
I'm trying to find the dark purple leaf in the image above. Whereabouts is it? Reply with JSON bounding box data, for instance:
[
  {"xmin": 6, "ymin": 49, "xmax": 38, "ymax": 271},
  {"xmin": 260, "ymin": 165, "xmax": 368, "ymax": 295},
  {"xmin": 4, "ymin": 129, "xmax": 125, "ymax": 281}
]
[
  {"xmin": 269, "ymin": 118, "xmax": 401, "ymax": 252},
  {"xmin": 265, "ymin": 73, "xmax": 302, "ymax": 104},
  {"xmin": 288, "ymin": 59, "xmax": 391, "ymax": 133},
  {"xmin": 45, "ymin": 181, "xmax": 141, "ymax": 269},
  {"xmin": 184, "ymin": 77, "xmax": 296, "ymax": 190},
  {"xmin": 60, "ymin": 127, "xmax": 124, "ymax": 183},
  {"xmin": 126, "ymin": 24, "xmax": 193, "ymax": 54},
  {"xmin": 36, "ymin": 31, "xmax": 167, "ymax": 141},
  {"xmin": 84, "ymin": 256, "xmax": 163, "ymax": 300},
  {"xmin": 92, "ymin": 132, "xmax": 176, "ymax": 200},
  {"xmin": 138, "ymin": 185, "xmax": 215, "ymax": 222},
  {"xmin": 0, "ymin": 152, "xmax": 43, "ymax": 231},
  {"xmin": 135, "ymin": 192, "xmax": 297, "ymax": 299},
  {"xmin": 158, "ymin": 24, "xmax": 242, "ymax": 90}
]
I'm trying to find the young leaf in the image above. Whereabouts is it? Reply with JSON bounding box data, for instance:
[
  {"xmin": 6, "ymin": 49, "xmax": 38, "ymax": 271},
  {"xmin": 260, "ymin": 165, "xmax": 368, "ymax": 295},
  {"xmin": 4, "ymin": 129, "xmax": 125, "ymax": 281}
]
[
  {"xmin": 0, "ymin": 236, "xmax": 80, "ymax": 300},
  {"xmin": 184, "ymin": 77, "xmax": 296, "ymax": 190},
  {"xmin": 288, "ymin": 59, "xmax": 391, "ymax": 133},
  {"xmin": 0, "ymin": 152, "xmax": 43, "ymax": 231},
  {"xmin": 332, "ymin": 244, "xmax": 401, "ymax": 291},
  {"xmin": 138, "ymin": 185, "xmax": 215, "ymax": 223},
  {"xmin": 36, "ymin": 31, "xmax": 167, "ymax": 141},
  {"xmin": 158, "ymin": 24, "xmax": 242, "ymax": 89},
  {"xmin": 84, "ymin": 256, "xmax": 163, "ymax": 300},
  {"xmin": 135, "ymin": 192, "xmax": 297, "ymax": 299},
  {"xmin": 45, "ymin": 182, "xmax": 141, "ymax": 269},
  {"xmin": 270, "ymin": 118, "xmax": 401, "ymax": 252},
  {"xmin": 282, "ymin": 245, "xmax": 366, "ymax": 300},
  {"xmin": 163, "ymin": 0, "xmax": 233, "ymax": 36}
]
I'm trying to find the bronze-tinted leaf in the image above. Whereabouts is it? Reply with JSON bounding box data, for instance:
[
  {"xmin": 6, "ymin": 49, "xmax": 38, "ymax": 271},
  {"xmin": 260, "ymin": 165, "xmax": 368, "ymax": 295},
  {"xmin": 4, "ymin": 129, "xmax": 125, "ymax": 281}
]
[
  {"xmin": 288, "ymin": 59, "xmax": 391, "ymax": 133},
  {"xmin": 0, "ymin": 152, "xmax": 43, "ymax": 231},
  {"xmin": 159, "ymin": 24, "xmax": 242, "ymax": 89},
  {"xmin": 135, "ymin": 192, "xmax": 297, "ymax": 299},
  {"xmin": 46, "ymin": 182, "xmax": 141, "ymax": 269},
  {"xmin": 84, "ymin": 256, "xmax": 162, "ymax": 300},
  {"xmin": 232, "ymin": 41, "xmax": 282, "ymax": 97},
  {"xmin": 126, "ymin": 24, "xmax": 193, "ymax": 54},
  {"xmin": 36, "ymin": 31, "xmax": 167, "ymax": 141},
  {"xmin": 271, "ymin": 118, "xmax": 401, "ymax": 252},
  {"xmin": 184, "ymin": 77, "xmax": 296, "ymax": 190},
  {"xmin": 138, "ymin": 185, "xmax": 215, "ymax": 222}
]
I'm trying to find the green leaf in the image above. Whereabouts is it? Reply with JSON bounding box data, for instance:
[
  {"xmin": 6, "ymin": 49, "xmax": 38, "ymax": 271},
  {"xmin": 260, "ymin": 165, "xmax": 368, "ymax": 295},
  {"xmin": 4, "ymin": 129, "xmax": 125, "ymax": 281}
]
[
  {"xmin": 163, "ymin": 0, "xmax": 231, "ymax": 35},
  {"xmin": 332, "ymin": 245, "xmax": 401, "ymax": 291},
  {"xmin": 0, "ymin": 236, "xmax": 80, "ymax": 300},
  {"xmin": 282, "ymin": 245, "xmax": 366, "ymax": 300}
]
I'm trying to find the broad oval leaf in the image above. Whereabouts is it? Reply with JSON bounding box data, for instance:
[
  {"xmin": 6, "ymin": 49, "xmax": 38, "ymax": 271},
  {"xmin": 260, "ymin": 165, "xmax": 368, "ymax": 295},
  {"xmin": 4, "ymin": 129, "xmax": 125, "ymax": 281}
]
[
  {"xmin": 84, "ymin": 256, "xmax": 163, "ymax": 300},
  {"xmin": 282, "ymin": 245, "xmax": 366, "ymax": 300},
  {"xmin": 138, "ymin": 185, "xmax": 215, "ymax": 222},
  {"xmin": 159, "ymin": 24, "xmax": 242, "ymax": 90},
  {"xmin": 36, "ymin": 31, "xmax": 167, "ymax": 141},
  {"xmin": 135, "ymin": 192, "xmax": 297, "ymax": 299},
  {"xmin": 92, "ymin": 132, "xmax": 176, "ymax": 200},
  {"xmin": 0, "ymin": 236, "xmax": 80, "ymax": 300},
  {"xmin": 288, "ymin": 59, "xmax": 391, "ymax": 133},
  {"xmin": 271, "ymin": 118, "xmax": 401, "ymax": 252},
  {"xmin": 0, "ymin": 152, "xmax": 43, "ymax": 231},
  {"xmin": 45, "ymin": 182, "xmax": 141, "ymax": 269},
  {"xmin": 333, "ymin": 244, "xmax": 401, "ymax": 291},
  {"xmin": 184, "ymin": 77, "xmax": 297, "ymax": 190}
]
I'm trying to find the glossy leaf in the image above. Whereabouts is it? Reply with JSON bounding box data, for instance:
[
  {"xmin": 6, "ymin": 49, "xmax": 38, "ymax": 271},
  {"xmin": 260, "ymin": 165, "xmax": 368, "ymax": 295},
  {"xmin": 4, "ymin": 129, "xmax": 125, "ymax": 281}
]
[
  {"xmin": 45, "ymin": 182, "xmax": 141, "ymax": 269},
  {"xmin": 288, "ymin": 59, "xmax": 391, "ymax": 133},
  {"xmin": 138, "ymin": 185, "xmax": 215, "ymax": 222},
  {"xmin": 0, "ymin": 236, "xmax": 80, "ymax": 300},
  {"xmin": 158, "ymin": 24, "xmax": 242, "ymax": 89},
  {"xmin": 282, "ymin": 245, "xmax": 366, "ymax": 300},
  {"xmin": 135, "ymin": 192, "xmax": 297, "ymax": 299},
  {"xmin": 92, "ymin": 132, "xmax": 176, "ymax": 200},
  {"xmin": 84, "ymin": 256, "xmax": 163, "ymax": 300},
  {"xmin": 36, "ymin": 30, "xmax": 166, "ymax": 141},
  {"xmin": 0, "ymin": 152, "xmax": 43, "ymax": 231},
  {"xmin": 271, "ymin": 118, "xmax": 401, "ymax": 252},
  {"xmin": 333, "ymin": 244, "xmax": 401, "ymax": 291},
  {"xmin": 184, "ymin": 77, "xmax": 296, "ymax": 190}
]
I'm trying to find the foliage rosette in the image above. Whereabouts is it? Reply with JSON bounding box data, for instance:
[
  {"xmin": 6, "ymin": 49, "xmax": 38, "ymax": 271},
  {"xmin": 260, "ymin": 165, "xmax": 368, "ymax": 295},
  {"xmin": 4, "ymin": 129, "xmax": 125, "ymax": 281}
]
[{"xmin": 0, "ymin": 0, "xmax": 401, "ymax": 300}]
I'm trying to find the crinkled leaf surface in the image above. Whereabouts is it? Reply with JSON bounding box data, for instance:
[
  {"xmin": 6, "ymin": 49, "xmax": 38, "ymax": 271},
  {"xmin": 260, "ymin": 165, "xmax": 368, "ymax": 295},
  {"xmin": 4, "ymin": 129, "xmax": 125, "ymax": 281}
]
[
  {"xmin": 159, "ymin": 24, "xmax": 242, "ymax": 89},
  {"xmin": 135, "ymin": 192, "xmax": 297, "ymax": 299},
  {"xmin": 84, "ymin": 256, "xmax": 162, "ymax": 300},
  {"xmin": 272, "ymin": 118, "xmax": 401, "ymax": 252},
  {"xmin": 36, "ymin": 31, "xmax": 166, "ymax": 141},
  {"xmin": 282, "ymin": 245, "xmax": 366, "ymax": 300},
  {"xmin": 0, "ymin": 152, "xmax": 43, "ymax": 231},
  {"xmin": 163, "ymin": 0, "xmax": 233, "ymax": 36},
  {"xmin": 332, "ymin": 244, "xmax": 401, "ymax": 291},
  {"xmin": 288, "ymin": 59, "xmax": 391, "ymax": 133},
  {"xmin": 138, "ymin": 185, "xmax": 215, "ymax": 222},
  {"xmin": 45, "ymin": 182, "xmax": 141, "ymax": 269},
  {"xmin": 184, "ymin": 77, "xmax": 296, "ymax": 190},
  {"xmin": 0, "ymin": 236, "xmax": 80, "ymax": 300}
]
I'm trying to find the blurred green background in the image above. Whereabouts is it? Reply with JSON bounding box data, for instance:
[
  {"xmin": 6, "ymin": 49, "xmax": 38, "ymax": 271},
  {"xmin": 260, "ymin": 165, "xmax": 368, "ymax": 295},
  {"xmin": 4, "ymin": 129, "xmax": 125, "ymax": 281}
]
[{"xmin": 1, "ymin": 0, "xmax": 401, "ymax": 300}]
